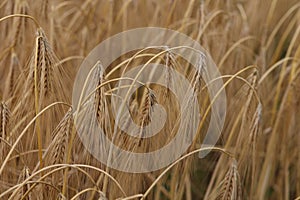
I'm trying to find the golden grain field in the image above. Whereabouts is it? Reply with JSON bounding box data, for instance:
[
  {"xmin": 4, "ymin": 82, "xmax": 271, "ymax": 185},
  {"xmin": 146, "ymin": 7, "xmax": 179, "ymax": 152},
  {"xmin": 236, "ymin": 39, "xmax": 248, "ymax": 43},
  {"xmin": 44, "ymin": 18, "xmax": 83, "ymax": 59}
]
[{"xmin": 0, "ymin": 0, "xmax": 300, "ymax": 199}]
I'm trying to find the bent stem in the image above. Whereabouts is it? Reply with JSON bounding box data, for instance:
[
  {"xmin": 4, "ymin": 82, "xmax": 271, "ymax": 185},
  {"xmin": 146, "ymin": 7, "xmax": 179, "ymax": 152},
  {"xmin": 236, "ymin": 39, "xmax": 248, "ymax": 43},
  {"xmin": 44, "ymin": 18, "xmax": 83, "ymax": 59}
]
[{"xmin": 0, "ymin": 14, "xmax": 40, "ymax": 28}]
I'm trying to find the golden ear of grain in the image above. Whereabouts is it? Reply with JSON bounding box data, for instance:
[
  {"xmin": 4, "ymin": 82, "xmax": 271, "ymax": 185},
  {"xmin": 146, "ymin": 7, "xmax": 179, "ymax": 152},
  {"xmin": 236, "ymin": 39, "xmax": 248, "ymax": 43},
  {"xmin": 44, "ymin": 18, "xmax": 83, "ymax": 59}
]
[
  {"xmin": 214, "ymin": 160, "xmax": 242, "ymax": 200},
  {"xmin": 45, "ymin": 108, "xmax": 73, "ymax": 166},
  {"xmin": 192, "ymin": 53, "xmax": 206, "ymax": 93},
  {"xmin": 93, "ymin": 62, "xmax": 109, "ymax": 123},
  {"xmin": 0, "ymin": 102, "xmax": 10, "ymax": 166},
  {"xmin": 18, "ymin": 27, "xmax": 64, "ymax": 110},
  {"xmin": 0, "ymin": 102, "xmax": 10, "ymax": 143},
  {"xmin": 36, "ymin": 28, "xmax": 54, "ymax": 99},
  {"xmin": 0, "ymin": 102, "xmax": 10, "ymax": 165},
  {"xmin": 163, "ymin": 49, "xmax": 176, "ymax": 98},
  {"xmin": 136, "ymin": 88, "xmax": 157, "ymax": 146},
  {"xmin": 139, "ymin": 88, "xmax": 157, "ymax": 126}
]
